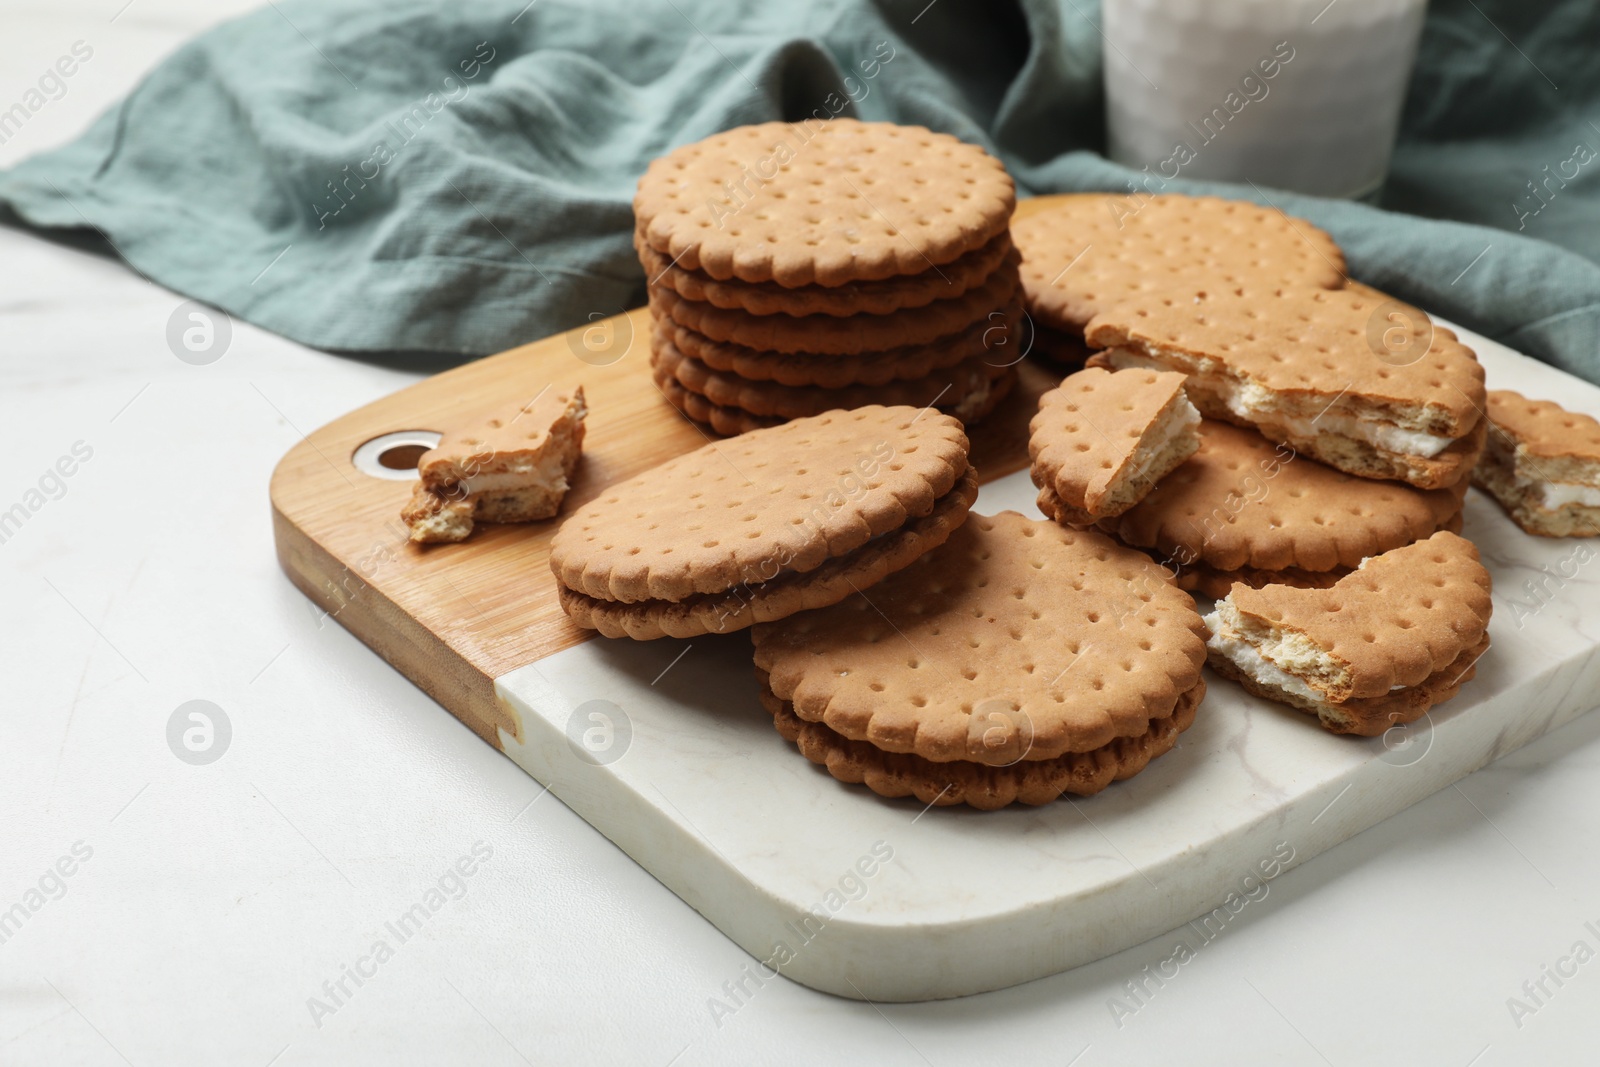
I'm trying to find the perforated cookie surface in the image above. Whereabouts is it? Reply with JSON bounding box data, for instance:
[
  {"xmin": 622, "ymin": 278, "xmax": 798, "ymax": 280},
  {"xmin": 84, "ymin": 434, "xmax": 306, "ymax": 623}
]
[
  {"xmin": 752, "ymin": 511, "xmax": 1208, "ymax": 765},
  {"xmin": 633, "ymin": 120, "xmax": 1015, "ymax": 286}
]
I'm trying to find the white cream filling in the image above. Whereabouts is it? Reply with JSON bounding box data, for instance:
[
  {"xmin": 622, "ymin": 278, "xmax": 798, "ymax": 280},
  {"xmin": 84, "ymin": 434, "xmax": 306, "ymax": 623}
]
[
  {"xmin": 1538, "ymin": 481, "xmax": 1600, "ymax": 509},
  {"xmin": 1105, "ymin": 347, "xmax": 1455, "ymax": 458},
  {"xmin": 1126, "ymin": 394, "xmax": 1202, "ymax": 482},
  {"xmin": 1204, "ymin": 604, "xmax": 1409, "ymax": 705},
  {"xmin": 1203, "ymin": 609, "xmax": 1326, "ymax": 705},
  {"xmin": 459, "ymin": 452, "xmax": 570, "ymax": 495}
]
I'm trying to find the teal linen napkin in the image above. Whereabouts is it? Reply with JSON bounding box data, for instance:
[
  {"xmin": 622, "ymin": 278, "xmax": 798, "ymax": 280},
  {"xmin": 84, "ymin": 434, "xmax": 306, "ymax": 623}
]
[{"xmin": 2, "ymin": 0, "xmax": 1596, "ymax": 379}]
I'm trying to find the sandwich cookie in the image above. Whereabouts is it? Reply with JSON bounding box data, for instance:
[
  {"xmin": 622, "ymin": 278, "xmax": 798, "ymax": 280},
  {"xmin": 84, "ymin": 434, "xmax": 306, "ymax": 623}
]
[
  {"xmin": 752, "ymin": 512, "xmax": 1209, "ymax": 809},
  {"xmin": 1029, "ymin": 367, "xmax": 1201, "ymax": 525},
  {"xmin": 1473, "ymin": 390, "xmax": 1600, "ymax": 537},
  {"xmin": 401, "ymin": 387, "xmax": 587, "ymax": 544},
  {"xmin": 1203, "ymin": 531, "xmax": 1493, "ymax": 735},
  {"xmin": 549, "ymin": 406, "xmax": 977, "ymax": 639},
  {"xmin": 1085, "ymin": 285, "xmax": 1487, "ymax": 489},
  {"xmin": 1013, "ymin": 193, "xmax": 1347, "ymax": 339},
  {"xmin": 1065, "ymin": 420, "xmax": 1467, "ymax": 599}
]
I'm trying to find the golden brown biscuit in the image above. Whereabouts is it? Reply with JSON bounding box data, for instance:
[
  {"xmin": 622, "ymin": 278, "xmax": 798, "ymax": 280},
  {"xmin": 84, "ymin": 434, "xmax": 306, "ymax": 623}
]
[
  {"xmin": 765, "ymin": 674, "xmax": 1203, "ymax": 809},
  {"xmin": 752, "ymin": 512, "xmax": 1209, "ymax": 766},
  {"xmin": 1204, "ymin": 531, "xmax": 1493, "ymax": 735},
  {"xmin": 633, "ymin": 120, "xmax": 1014, "ymax": 285},
  {"xmin": 648, "ymin": 250, "xmax": 1020, "ymax": 355},
  {"xmin": 637, "ymin": 230, "xmax": 1014, "ymax": 317},
  {"xmin": 1074, "ymin": 420, "xmax": 1467, "ymax": 580},
  {"xmin": 1029, "ymin": 367, "xmax": 1201, "ymax": 524},
  {"xmin": 1013, "ymin": 193, "xmax": 1346, "ymax": 336},
  {"xmin": 1085, "ymin": 285, "xmax": 1487, "ymax": 489},
  {"xmin": 549, "ymin": 406, "xmax": 976, "ymax": 637},
  {"xmin": 402, "ymin": 387, "xmax": 587, "ymax": 544},
  {"xmin": 656, "ymin": 302, "xmax": 1022, "ymax": 388},
  {"xmin": 1472, "ymin": 390, "xmax": 1600, "ymax": 537}
]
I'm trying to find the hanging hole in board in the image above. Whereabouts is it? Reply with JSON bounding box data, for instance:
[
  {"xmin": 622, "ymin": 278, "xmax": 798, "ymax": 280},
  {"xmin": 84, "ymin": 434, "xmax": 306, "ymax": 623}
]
[{"xmin": 352, "ymin": 431, "xmax": 442, "ymax": 480}]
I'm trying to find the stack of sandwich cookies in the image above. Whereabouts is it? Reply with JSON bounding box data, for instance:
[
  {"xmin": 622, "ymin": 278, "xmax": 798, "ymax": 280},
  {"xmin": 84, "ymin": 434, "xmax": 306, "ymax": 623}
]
[
  {"xmin": 1073, "ymin": 420, "xmax": 1468, "ymax": 598},
  {"xmin": 1473, "ymin": 390, "xmax": 1600, "ymax": 538},
  {"xmin": 549, "ymin": 407, "xmax": 977, "ymax": 640},
  {"xmin": 1203, "ymin": 532, "xmax": 1492, "ymax": 735},
  {"xmin": 752, "ymin": 512, "xmax": 1209, "ymax": 810},
  {"xmin": 633, "ymin": 120, "xmax": 1020, "ymax": 433},
  {"xmin": 1029, "ymin": 367, "xmax": 1201, "ymax": 526},
  {"xmin": 1012, "ymin": 194, "xmax": 1347, "ymax": 366},
  {"xmin": 401, "ymin": 387, "xmax": 587, "ymax": 544},
  {"xmin": 1084, "ymin": 285, "xmax": 1487, "ymax": 490}
]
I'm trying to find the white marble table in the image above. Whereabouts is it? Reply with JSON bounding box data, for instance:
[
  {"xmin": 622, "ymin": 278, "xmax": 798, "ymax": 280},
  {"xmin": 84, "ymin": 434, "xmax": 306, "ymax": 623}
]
[{"xmin": 4, "ymin": 3, "xmax": 1600, "ymax": 1064}]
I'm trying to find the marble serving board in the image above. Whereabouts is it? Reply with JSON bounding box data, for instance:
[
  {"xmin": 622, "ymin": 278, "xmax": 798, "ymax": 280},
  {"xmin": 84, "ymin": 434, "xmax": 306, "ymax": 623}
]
[
  {"xmin": 271, "ymin": 298, "xmax": 1600, "ymax": 1002},
  {"xmin": 495, "ymin": 323, "xmax": 1600, "ymax": 1002}
]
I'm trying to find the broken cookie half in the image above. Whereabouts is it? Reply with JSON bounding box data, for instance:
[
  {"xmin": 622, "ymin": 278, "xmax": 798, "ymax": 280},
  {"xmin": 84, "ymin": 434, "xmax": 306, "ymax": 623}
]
[
  {"xmin": 1473, "ymin": 389, "xmax": 1600, "ymax": 538},
  {"xmin": 1085, "ymin": 285, "xmax": 1486, "ymax": 490},
  {"xmin": 1203, "ymin": 531, "xmax": 1492, "ymax": 736},
  {"xmin": 1029, "ymin": 367, "xmax": 1201, "ymax": 525},
  {"xmin": 402, "ymin": 386, "xmax": 587, "ymax": 544}
]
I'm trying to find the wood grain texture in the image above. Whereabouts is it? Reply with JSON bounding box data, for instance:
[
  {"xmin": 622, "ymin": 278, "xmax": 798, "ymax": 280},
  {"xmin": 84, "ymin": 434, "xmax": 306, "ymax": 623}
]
[{"xmin": 269, "ymin": 199, "xmax": 1066, "ymax": 746}]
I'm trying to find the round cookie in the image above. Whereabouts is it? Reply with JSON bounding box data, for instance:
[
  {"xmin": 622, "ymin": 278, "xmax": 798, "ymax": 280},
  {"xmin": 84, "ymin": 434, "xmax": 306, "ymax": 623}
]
[
  {"xmin": 764, "ymin": 673, "xmax": 1204, "ymax": 809},
  {"xmin": 550, "ymin": 406, "xmax": 977, "ymax": 638},
  {"xmin": 637, "ymin": 230, "xmax": 1015, "ymax": 317},
  {"xmin": 1013, "ymin": 193, "xmax": 1347, "ymax": 336},
  {"xmin": 1078, "ymin": 419, "xmax": 1468, "ymax": 577},
  {"xmin": 657, "ymin": 302, "xmax": 1023, "ymax": 389},
  {"xmin": 633, "ymin": 119, "xmax": 1015, "ymax": 285},
  {"xmin": 752, "ymin": 511, "xmax": 1209, "ymax": 784},
  {"xmin": 648, "ymin": 251, "xmax": 1021, "ymax": 355}
]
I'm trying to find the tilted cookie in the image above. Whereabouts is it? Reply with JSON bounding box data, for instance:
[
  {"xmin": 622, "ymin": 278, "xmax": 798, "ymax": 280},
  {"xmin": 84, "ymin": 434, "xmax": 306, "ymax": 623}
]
[
  {"xmin": 763, "ymin": 672, "xmax": 1204, "ymax": 810},
  {"xmin": 1473, "ymin": 390, "xmax": 1600, "ymax": 538},
  {"xmin": 751, "ymin": 512, "xmax": 1209, "ymax": 807},
  {"xmin": 401, "ymin": 387, "xmax": 587, "ymax": 544},
  {"xmin": 1013, "ymin": 193, "xmax": 1346, "ymax": 337},
  {"xmin": 633, "ymin": 119, "xmax": 1015, "ymax": 286},
  {"xmin": 648, "ymin": 251, "xmax": 1020, "ymax": 355},
  {"xmin": 549, "ymin": 406, "xmax": 976, "ymax": 639},
  {"xmin": 1072, "ymin": 420, "xmax": 1467, "ymax": 595},
  {"xmin": 1030, "ymin": 367, "xmax": 1201, "ymax": 525},
  {"xmin": 658, "ymin": 303, "xmax": 1021, "ymax": 389},
  {"xmin": 637, "ymin": 230, "xmax": 1014, "ymax": 318},
  {"xmin": 1204, "ymin": 531, "xmax": 1493, "ymax": 735},
  {"xmin": 1086, "ymin": 285, "xmax": 1487, "ymax": 489}
]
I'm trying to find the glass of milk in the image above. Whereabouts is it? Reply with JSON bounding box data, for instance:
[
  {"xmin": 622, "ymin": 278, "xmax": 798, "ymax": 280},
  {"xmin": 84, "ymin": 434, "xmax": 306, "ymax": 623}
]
[{"xmin": 1102, "ymin": 0, "xmax": 1429, "ymax": 200}]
